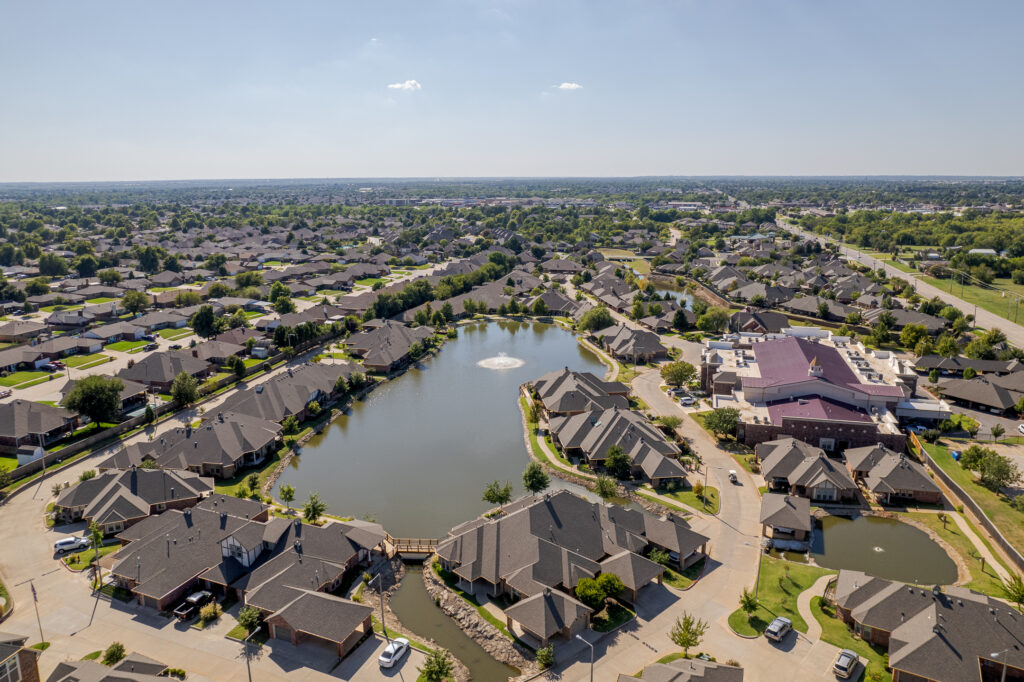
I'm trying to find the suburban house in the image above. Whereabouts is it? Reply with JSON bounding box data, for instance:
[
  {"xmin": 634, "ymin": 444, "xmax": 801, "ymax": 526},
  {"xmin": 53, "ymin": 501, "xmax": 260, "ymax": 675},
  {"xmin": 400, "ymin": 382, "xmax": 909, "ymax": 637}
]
[
  {"xmin": 0, "ymin": 400, "xmax": 77, "ymax": 454},
  {"xmin": 108, "ymin": 496, "xmax": 381, "ymax": 661},
  {"xmin": 117, "ymin": 351, "xmax": 213, "ymax": 391},
  {"xmin": 592, "ymin": 324, "xmax": 667, "ymax": 363},
  {"xmin": 49, "ymin": 651, "xmax": 170, "ymax": 681},
  {"xmin": 832, "ymin": 569, "xmax": 1024, "ymax": 681},
  {"xmin": 345, "ymin": 320, "xmax": 433, "ymax": 373},
  {"xmin": 436, "ymin": 491, "xmax": 708, "ymax": 645},
  {"xmin": 729, "ymin": 310, "xmax": 789, "ymax": 334},
  {"xmin": 54, "ymin": 468, "xmax": 214, "ymax": 534},
  {"xmin": 84, "ymin": 321, "xmax": 146, "ymax": 343},
  {"xmin": 529, "ymin": 368, "xmax": 629, "ymax": 417},
  {"xmin": 218, "ymin": 362, "xmax": 357, "ymax": 423},
  {"xmin": 756, "ymin": 438, "xmax": 858, "ymax": 503},
  {"xmin": 60, "ymin": 378, "xmax": 149, "ymax": 416},
  {"xmin": 132, "ymin": 310, "xmax": 188, "ymax": 332},
  {"xmin": 0, "ymin": 319, "xmax": 46, "ymax": 343},
  {"xmin": 936, "ymin": 374, "xmax": 1024, "ymax": 416},
  {"xmin": 759, "ymin": 494, "xmax": 812, "ymax": 550},
  {"xmin": 0, "ymin": 632, "xmax": 40, "ymax": 682},
  {"xmin": 44, "ymin": 309, "xmax": 95, "ymax": 330},
  {"xmin": 32, "ymin": 336, "xmax": 103, "ymax": 360},
  {"xmin": 549, "ymin": 408, "xmax": 687, "ymax": 486},
  {"xmin": 844, "ymin": 444, "xmax": 942, "ymax": 505},
  {"xmin": 913, "ymin": 354, "xmax": 1023, "ymax": 378},
  {"xmin": 190, "ymin": 340, "xmax": 245, "ymax": 365},
  {"xmin": 100, "ymin": 412, "xmax": 282, "ymax": 479}
]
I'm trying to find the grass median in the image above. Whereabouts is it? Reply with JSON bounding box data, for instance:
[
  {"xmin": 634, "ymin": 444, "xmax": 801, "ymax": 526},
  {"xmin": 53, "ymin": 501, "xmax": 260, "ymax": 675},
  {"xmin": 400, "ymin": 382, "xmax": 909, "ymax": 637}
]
[{"xmin": 727, "ymin": 555, "xmax": 834, "ymax": 636}]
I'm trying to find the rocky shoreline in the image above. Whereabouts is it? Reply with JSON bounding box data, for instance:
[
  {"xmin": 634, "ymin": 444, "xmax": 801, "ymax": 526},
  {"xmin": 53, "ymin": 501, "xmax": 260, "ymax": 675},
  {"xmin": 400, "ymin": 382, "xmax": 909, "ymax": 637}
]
[
  {"xmin": 421, "ymin": 555, "xmax": 539, "ymax": 680},
  {"xmin": 359, "ymin": 557, "xmax": 473, "ymax": 682}
]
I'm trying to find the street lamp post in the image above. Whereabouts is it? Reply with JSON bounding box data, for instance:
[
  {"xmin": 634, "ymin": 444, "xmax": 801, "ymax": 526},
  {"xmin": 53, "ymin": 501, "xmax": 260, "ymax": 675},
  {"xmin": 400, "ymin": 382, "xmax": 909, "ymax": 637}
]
[
  {"xmin": 991, "ymin": 649, "xmax": 1010, "ymax": 682},
  {"xmin": 370, "ymin": 574, "xmax": 388, "ymax": 642},
  {"xmin": 575, "ymin": 634, "xmax": 593, "ymax": 682},
  {"xmin": 243, "ymin": 627, "xmax": 259, "ymax": 682}
]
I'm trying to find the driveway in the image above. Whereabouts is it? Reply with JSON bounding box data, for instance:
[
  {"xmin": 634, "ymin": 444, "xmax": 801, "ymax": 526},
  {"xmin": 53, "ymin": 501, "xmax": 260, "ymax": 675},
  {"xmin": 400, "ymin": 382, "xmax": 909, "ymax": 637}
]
[{"xmin": 330, "ymin": 635, "xmax": 427, "ymax": 681}]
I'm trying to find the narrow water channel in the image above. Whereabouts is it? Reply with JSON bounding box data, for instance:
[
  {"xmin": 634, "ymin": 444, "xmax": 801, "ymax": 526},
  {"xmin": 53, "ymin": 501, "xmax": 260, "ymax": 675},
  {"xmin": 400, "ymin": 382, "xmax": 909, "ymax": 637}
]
[
  {"xmin": 390, "ymin": 564, "xmax": 518, "ymax": 682},
  {"xmin": 274, "ymin": 320, "xmax": 610, "ymax": 536}
]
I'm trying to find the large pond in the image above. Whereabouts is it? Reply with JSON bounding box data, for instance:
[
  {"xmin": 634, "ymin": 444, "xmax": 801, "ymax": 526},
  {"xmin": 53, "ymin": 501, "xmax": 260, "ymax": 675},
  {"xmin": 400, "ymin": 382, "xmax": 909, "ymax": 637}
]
[
  {"xmin": 650, "ymin": 282, "xmax": 694, "ymax": 310},
  {"xmin": 390, "ymin": 564, "xmax": 518, "ymax": 681},
  {"xmin": 810, "ymin": 515, "xmax": 958, "ymax": 584},
  {"xmin": 273, "ymin": 320, "xmax": 609, "ymax": 537}
]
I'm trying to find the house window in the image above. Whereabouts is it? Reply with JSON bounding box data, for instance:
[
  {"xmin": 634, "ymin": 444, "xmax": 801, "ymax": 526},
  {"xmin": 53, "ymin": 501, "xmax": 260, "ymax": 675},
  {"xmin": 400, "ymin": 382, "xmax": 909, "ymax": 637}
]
[
  {"xmin": 0, "ymin": 656, "xmax": 21, "ymax": 682},
  {"xmin": 819, "ymin": 438, "xmax": 835, "ymax": 451}
]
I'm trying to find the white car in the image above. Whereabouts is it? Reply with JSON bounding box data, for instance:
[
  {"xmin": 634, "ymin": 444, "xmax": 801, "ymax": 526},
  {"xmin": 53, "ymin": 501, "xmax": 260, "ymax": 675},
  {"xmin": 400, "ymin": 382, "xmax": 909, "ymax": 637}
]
[
  {"xmin": 378, "ymin": 637, "xmax": 409, "ymax": 668},
  {"xmin": 54, "ymin": 536, "xmax": 90, "ymax": 555},
  {"xmin": 1018, "ymin": 423, "xmax": 1024, "ymax": 435},
  {"xmin": 679, "ymin": 395, "xmax": 695, "ymax": 406},
  {"xmin": 764, "ymin": 616, "xmax": 792, "ymax": 642}
]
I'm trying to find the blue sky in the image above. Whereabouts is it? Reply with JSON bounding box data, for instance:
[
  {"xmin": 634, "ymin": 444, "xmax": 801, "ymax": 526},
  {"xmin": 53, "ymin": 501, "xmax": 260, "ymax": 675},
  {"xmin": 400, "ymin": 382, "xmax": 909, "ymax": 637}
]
[{"xmin": 1, "ymin": 0, "xmax": 1021, "ymax": 181}]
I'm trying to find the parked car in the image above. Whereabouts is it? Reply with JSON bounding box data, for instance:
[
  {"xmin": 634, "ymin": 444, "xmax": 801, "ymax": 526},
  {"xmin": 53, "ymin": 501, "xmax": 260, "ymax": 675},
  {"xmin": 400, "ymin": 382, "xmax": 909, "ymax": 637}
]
[
  {"xmin": 54, "ymin": 536, "xmax": 90, "ymax": 555},
  {"xmin": 173, "ymin": 590, "xmax": 213, "ymax": 621},
  {"xmin": 667, "ymin": 387, "xmax": 686, "ymax": 396},
  {"xmin": 143, "ymin": 334, "xmax": 156, "ymax": 342},
  {"xmin": 51, "ymin": 360, "xmax": 65, "ymax": 368},
  {"xmin": 1018, "ymin": 423, "xmax": 1024, "ymax": 435},
  {"xmin": 832, "ymin": 648, "xmax": 858, "ymax": 678},
  {"xmin": 378, "ymin": 637, "xmax": 409, "ymax": 668},
  {"xmin": 905, "ymin": 424, "xmax": 927, "ymax": 434},
  {"xmin": 41, "ymin": 363, "xmax": 58, "ymax": 371},
  {"xmin": 0, "ymin": 388, "xmax": 11, "ymax": 398},
  {"xmin": 764, "ymin": 616, "xmax": 792, "ymax": 642},
  {"xmin": 144, "ymin": 343, "xmax": 158, "ymax": 351},
  {"xmin": 169, "ymin": 344, "xmax": 182, "ymax": 350},
  {"xmin": 679, "ymin": 395, "xmax": 695, "ymax": 406}
]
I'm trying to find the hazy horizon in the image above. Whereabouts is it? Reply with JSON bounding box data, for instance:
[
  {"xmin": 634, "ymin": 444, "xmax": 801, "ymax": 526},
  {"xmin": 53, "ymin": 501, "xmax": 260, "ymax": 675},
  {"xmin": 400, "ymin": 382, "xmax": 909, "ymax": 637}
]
[{"xmin": 2, "ymin": 0, "xmax": 1022, "ymax": 182}]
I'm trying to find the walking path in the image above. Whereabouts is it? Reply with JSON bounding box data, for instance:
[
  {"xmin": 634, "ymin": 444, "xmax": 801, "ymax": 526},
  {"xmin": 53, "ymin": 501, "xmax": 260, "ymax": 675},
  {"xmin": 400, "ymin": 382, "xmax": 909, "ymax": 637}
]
[
  {"xmin": 796, "ymin": 575, "xmax": 835, "ymax": 643},
  {"xmin": 948, "ymin": 511, "xmax": 1012, "ymax": 583}
]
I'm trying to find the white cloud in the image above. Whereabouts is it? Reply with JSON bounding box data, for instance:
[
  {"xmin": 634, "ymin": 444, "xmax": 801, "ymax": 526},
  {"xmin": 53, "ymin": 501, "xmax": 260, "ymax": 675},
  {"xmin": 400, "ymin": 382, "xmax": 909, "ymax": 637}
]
[
  {"xmin": 555, "ymin": 82, "xmax": 583, "ymax": 90},
  {"xmin": 387, "ymin": 79, "xmax": 422, "ymax": 91}
]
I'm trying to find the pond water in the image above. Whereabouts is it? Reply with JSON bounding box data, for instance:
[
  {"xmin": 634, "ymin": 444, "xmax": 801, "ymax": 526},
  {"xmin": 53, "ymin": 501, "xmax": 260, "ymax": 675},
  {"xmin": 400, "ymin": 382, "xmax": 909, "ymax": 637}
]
[
  {"xmin": 810, "ymin": 515, "xmax": 958, "ymax": 584},
  {"xmin": 390, "ymin": 564, "xmax": 518, "ymax": 682},
  {"xmin": 273, "ymin": 320, "xmax": 609, "ymax": 537},
  {"xmin": 650, "ymin": 283, "xmax": 694, "ymax": 310}
]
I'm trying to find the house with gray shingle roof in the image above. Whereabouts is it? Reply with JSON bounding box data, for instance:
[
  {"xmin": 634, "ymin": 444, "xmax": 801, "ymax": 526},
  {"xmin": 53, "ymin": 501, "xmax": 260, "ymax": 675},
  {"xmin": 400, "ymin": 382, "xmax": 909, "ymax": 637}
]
[
  {"xmin": 844, "ymin": 444, "xmax": 941, "ymax": 505},
  {"xmin": 759, "ymin": 493, "xmax": 811, "ymax": 550},
  {"xmin": 757, "ymin": 438, "xmax": 858, "ymax": 503}
]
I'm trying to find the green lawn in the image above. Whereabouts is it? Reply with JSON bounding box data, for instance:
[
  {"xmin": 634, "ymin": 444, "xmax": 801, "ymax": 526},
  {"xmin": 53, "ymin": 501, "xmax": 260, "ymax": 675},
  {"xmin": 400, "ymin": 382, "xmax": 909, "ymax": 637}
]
[
  {"xmin": 812, "ymin": 596, "xmax": 891, "ymax": 682},
  {"xmin": 904, "ymin": 512, "xmax": 1010, "ymax": 597},
  {"xmin": 0, "ymin": 456, "xmax": 16, "ymax": 473},
  {"xmin": 215, "ymin": 426, "xmax": 313, "ymax": 497},
  {"xmin": 919, "ymin": 275, "xmax": 1024, "ymax": 324},
  {"xmin": 148, "ymin": 286, "xmax": 180, "ymax": 292},
  {"xmin": 727, "ymin": 555, "xmax": 835, "ymax": 636},
  {"xmin": 592, "ymin": 602, "xmax": 635, "ymax": 632},
  {"xmin": 355, "ymin": 277, "xmax": 386, "ymax": 287},
  {"xmin": 661, "ymin": 557, "xmax": 706, "ymax": 590},
  {"xmin": 158, "ymin": 327, "xmax": 193, "ymax": 340},
  {"xmin": 86, "ymin": 297, "xmax": 118, "ymax": 304},
  {"xmin": 65, "ymin": 353, "xmax": 110, "ymax": 368},
  {"xmin": 597, "ymin": 248, "xmax": 637, "ymax": 259},
  {"xmin": 242, "ymin": 358, "xmax": 266, "ymax": 368},
  {"xmin": 39, "ymin": 304, "xmax": 82, "ymax": 313},
  {"xmin": 243, "ymin": 310, "xmax": 265, "ymax": 319},
  {"xmin": 105, "ymin": 340, "xmax": 147, "ymax": 352},
  {"xmin": 923, "ymin": 441, "xmax": 1024, "ymax": 557},
  {"xmin": 628, "ymin": 259, "xmax": 651, "ymax": 275},
  {"xmin": 64, "ymin": 543, "xmax": 121, "ymax": 571},
  {"xmin": 0, "ymin": 370, "xmax": 50, "ymax": 387},
  {"xmin": 653, "ymin": 484, "xmax": 720, "ymax": 515}
]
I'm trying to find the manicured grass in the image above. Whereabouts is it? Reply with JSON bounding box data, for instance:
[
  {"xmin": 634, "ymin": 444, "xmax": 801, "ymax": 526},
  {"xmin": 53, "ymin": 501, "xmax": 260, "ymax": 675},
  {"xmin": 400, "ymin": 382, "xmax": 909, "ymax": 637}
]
[
  {"xmin": 812, "ymin": 596, "xmax": 891, "ymax": 682},
  {"xmin": 628, "ymin": 259, "xmax": 651, "ymax": 275},
  {"xmin": 923, "ymin": 441, "xmax": 1024, "ymax": 557},
  {"xmin": 0, "ymin": 456, "xmax": 12, "ymax": 473},
  {"xmin": 243, "ymin": 310, "xmax": 265, "ymax": 319},
  {"xmin": 0, "ymin": 370, "xmax": 50, "ymax": 387},
  {"xmin": 920, "ymin": 275, "xmax": 1024, "ymax": 324},
  {"xmin": 215, "ymin": 427, "xmax": 313, "ymax": 497},
  {"xmin": 904, "ymin": 511, "xmax": 1010, "ymax": 597},
  {"xmin": 226, "ymin": 623, "xmax": 261, "ymax": 641},
  {"xmin": 432, "ymin": 562, "xmax": 530, "ymax": 647},
  {"xmin": 86, "ymin": 297, "xmax": 118, "ymax": 304},
  {"xmin": 0, "ymin": 578, "xmax": 9, "ymax": 615},
  {"xmin": 597, "ymin": 248, "xmax": 637, "ymax": 259},
  {"xmin": 106, "ymin": 340, "xmax": 147, "ymax": 352},
  {"xmin": 65, "ymin": 353, "xmax": 110, "ymax": 368},
  {"xmin": 29, "ymin": 642, "xmax": 50, "ymax": 651},
  {"xmin": 158, "ymin": 327, "xmax": 193, "ymax": 340},
  {"xmin": 148, "ymin": 286, "xmax": 180, "ymax": 292},
  {"xmin": 242, "ymin": 357, "xmax": 265, "ymax": 367},
  {"xmin": 727, "ymin": 555, "xmax": 835, "ymax": 636},
  {"xmin": 355, "ymin": 277, "xmax": 386, "ymax": 287},
  {"xmin": 654, "ymin": 484, "xmax": 720, "ymax": 515},
  {"xmin": 662, "ymin": 557, "xmax": 706, "ymax": 590},
  {"xmin": 39, "ymin": 304, "xmax": 82, "ymax": 313},
  {"xmin": 592, "ymin": 602, "xmax": 635, "ymax": 632},
  {"xmin": 64, "ymin": 543, "xmax": 121, "ymax": 571},
  {"xmin": 81, "ymin": 651, "xmax": 102, "ymax": 661}
]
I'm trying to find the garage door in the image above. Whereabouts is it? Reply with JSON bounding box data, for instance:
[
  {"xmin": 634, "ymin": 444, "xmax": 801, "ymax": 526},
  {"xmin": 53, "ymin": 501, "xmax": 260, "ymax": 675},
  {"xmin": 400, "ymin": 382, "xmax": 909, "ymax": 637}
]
[{"xmin": 275, "ymin": 625, "xmax": 291, "ymax": 641}]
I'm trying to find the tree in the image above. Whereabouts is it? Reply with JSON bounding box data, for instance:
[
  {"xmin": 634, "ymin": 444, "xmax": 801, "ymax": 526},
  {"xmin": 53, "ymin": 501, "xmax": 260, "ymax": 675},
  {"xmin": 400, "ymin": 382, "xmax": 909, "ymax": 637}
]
[
  {"xmin": 816, "ymin": 301, "xmax": 830, "ymax": 319},
  {"xmin": 578, "ymin": 305, "xmax": 614, "ymax": 332},
  {"xmin": 74, "ymin": 254, "xmax": 98, "ymax": 278},
  {"xmin": 661, "ymin": 361, "xmax": 697, "ymax": 387},
  {"xmin": 928, "ymin": 369, "xmax": 940, "ymax": 384},
  {"xmin": 170, "ymin": 372, "xmax": 199, "ymax": 406},
  {"xmin": 89, "ymin": 520, "xmax": 104, "ymax": 585},
  {"xmin": 963, "ymin": 367, "xmax": 977, "ymax": 380},
  {"xmin": 992, "ymin": 424, "xmax": 1006, "ymax": 441},
  {"xmin": 704, "ymin": 407, "xmax": 740, "ymax": 438},
  {"xmin": 38, "ymin": 253, "xmax": 68, "ymax": 276},
  {"xmin": 739, "ymin": 588, "xmax": 759, "ymax": 620},
  {"xmin": 574, "ymin": 577, "xmax": 607, "ymax": 609},
  {"xmin": 228, "ymin": 308, "xmax": 250, "ymax": 329},
  {"xmin": 482, "ymin": 480, "xmax": 513, "ymax": 510},
  {"xmin": 274, "ymin": 296, "xmax": 297, "ymax": 315},
  {"xmin": 175, "ymin": 290, "xmax": 201, "ymax": 307},
  {"xmin": 235, "ymin": 271, "xmax": 263, "ymax": 289},
  {"xmin": 697, "ymin": 307, "xmax": 729, "ymax": 334},
  {"xmin": 1002, "ymin": 574, "xmax": 1024, "ymax": 613},
  {"xmin": 279, "ymin": 484, "xmax": 296, "ymax": 511},
  {"xmin": 101, "ymin": 642, "xmax": 126, "ymax": 666},
  {"xmin": 979, "ymin": 452, "xmax": 1020, "ymax": 491},
  {"xmin": 419, "ymin": 649, "xmax": 454, "ymax": 682},
  {"xmin": 245, "ymin": 473, "xmax": 259, "ymax": 496},
  {"xmin": 269, "ymin": 281, "xmax": 290, "ymax": 304},
  {"xmin": 64, "ymin": 375, "xmax": 124, "ymax": 429},
  {"xmin": 303, "ymin": 491, "xmax": 328, "ymax": 523},
  {"xmin": 936, "ymin": 334, "xmax": 959, "ymax": 358},
  {"xmin": 596, "ymin": 573, "xmax": 624, "ymax": 600},
  {"xmin": 228, "ymin": 354, "xmax": 246, "ymax": 379},
  {"xmin": 536, "ymin": 645, "xmax": 554, "ymax": 669},
  {"xmin": 672, "ymin": 308, "xmax": 690, "ymax": 331},
  {"xmin": 24, "ymin": 277, "xmax": 50, "ymax": 296},
  {"xmin": 669, "ymin": 612, "xmax": 709, "ymax": 658},
  {"xmin": 900, "ymin": 324, "xmax": 928, "ymax": 350},
  {"xmin": 281, "ymin": 415, "xmax": 300, "ymax": 435},
  {"xmin": 144, "ymin": 404, "xmax": 155, "ymax": 424},
  {"xmin": 190, "ymin": 305, "xmax": 224, "ymax": 339},
  {"xmin": 98, "ymin": 269, "xmax": 122, "ymax": 285},
  {"xmin": 594, "ymin": 474, "xmax": 617, "ymax": 499},
  {"xmin": 237, "ymin": 605, "xmax": 262, "ymax": 633},
  {"xmin": 532, "ymin": 297, "xmax": 549, "ymax": 316},
  {"xmin": 121, "ymin": 289, "xmax": 150, "ymax": 315},
  {"xmin": 604, "ymin": 444, "xmax": 632, "ymax": 479},
  {"xmin": 691, "ymin": 299, "xmax": 709, "ymax": 317},
  {"xmin": 522, "ymin": 461, "xmax": 550, "ymax": 495}
]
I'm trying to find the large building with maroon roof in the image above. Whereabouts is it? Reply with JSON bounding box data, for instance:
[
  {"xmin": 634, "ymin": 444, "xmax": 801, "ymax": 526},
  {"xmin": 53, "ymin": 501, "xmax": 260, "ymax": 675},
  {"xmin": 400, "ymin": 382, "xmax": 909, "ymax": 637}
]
[{"xmin": 701, "ymin": 332, "xmax": 935, "ymax": 451}]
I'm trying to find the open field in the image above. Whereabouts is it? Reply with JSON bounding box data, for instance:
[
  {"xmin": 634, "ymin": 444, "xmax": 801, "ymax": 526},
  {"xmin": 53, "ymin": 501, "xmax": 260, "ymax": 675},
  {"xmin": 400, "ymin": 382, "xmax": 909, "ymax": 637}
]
[{"xmin": 919, "ymin": 275, "xmax": 1024, "ymax": 324}]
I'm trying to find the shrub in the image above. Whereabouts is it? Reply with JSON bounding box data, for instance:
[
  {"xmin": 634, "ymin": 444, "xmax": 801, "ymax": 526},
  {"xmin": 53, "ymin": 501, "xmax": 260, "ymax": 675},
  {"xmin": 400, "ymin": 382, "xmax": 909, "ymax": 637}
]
[
  {"xmin": 101, "ymin": 642, "xmax": 126, "ymax": 666},
  {"xmin": 536, "ymin": 645, "xmax": 554, "ymax": 669},
  {"xmin": 199, "ymin": 602, "xmax": 222, "ymax": 625},
  {"xmin": 237, "ymin": 605, "xmax": 261, "ymax": 632},
  {"xmin": 79, "ymin": 469, "xmax": 96, "ymax": 482}
]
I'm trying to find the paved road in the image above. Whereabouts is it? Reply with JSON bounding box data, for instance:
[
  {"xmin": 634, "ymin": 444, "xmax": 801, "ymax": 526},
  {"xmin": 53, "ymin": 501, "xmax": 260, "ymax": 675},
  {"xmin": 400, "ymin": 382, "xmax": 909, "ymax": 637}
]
[
  {"xmin": 550, "ymin": 369, "xmax": 842, "ymax": 681},
  {"xmin": 777, "ymin": 218, "xmax": 1024, "ymax": 348}
]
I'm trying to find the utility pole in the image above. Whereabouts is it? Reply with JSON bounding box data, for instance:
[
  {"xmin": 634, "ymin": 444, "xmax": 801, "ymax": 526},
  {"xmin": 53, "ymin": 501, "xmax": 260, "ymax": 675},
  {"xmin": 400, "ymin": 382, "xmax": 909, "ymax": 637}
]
[
  {"xmin": 30, "ymin": 581, "xmax": 44, "ymax": 646},
  {"xmin": 370, "ymin": 574, "xmax": 388, "ymax": 641}
]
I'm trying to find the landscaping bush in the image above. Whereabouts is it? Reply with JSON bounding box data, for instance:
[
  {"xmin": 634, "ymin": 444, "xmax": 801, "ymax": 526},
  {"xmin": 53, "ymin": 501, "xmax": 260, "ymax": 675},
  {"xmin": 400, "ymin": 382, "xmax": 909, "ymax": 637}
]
[
  {"xmin": 101, "ymin": 642, "xmax": 126, "ymax": 666},
  {"xmin": 199, "ymin": 602, "xmax": 222, "ymax": 625},
  {"xmin": 536, "ymin": 645, "xmax": 554, "ymax": 669}
]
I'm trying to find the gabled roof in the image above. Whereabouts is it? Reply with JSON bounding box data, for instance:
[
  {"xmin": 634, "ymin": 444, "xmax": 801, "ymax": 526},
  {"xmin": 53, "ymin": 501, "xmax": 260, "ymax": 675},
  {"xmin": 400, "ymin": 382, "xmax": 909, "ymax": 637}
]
[
  {"xmin": 0, "ymin": 399, "xmax": 74, "ymax": 439},
  {"xmin": 759, "ymin": 494, "xmax": 811, "ymax": 532},
  {"xmin": 504, "ymin": 588, "xmax": 591, "ymax": 638}
]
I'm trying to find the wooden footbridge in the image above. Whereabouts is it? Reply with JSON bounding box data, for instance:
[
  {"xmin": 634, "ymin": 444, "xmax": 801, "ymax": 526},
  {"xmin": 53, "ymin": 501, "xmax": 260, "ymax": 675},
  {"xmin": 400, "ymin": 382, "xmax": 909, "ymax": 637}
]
[{"xmin": 384, "ymin": 533, "xmax": 439, "ymax": 556}]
